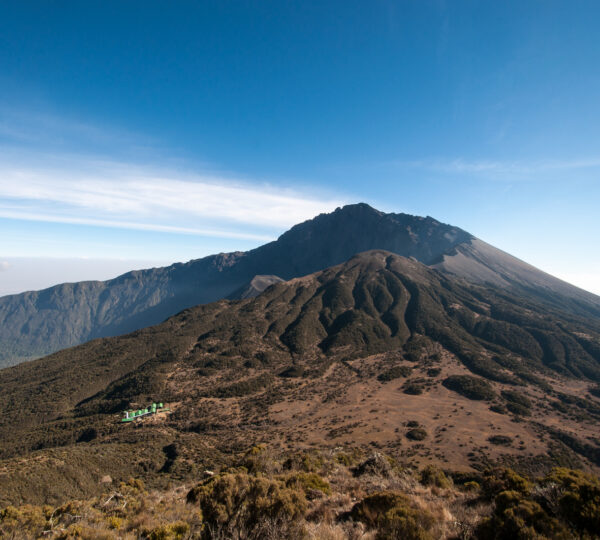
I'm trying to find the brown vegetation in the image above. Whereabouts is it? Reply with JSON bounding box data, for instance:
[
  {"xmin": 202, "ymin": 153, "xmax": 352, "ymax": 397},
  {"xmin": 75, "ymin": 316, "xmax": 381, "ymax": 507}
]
[{"xmin": 2, "ymin": 446, "xmax": 599, "ymax": 539}]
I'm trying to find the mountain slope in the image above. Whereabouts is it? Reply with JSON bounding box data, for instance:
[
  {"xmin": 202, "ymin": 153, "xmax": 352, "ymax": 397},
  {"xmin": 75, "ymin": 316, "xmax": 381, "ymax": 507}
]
[
  {"xmin": 1, "ymin": 251, "xmax": 599, "ymax": 505},
  {"xmin": 1, "ymin": 203, "xmax": 598, "ymax": 367},
  {"xmin": 227, "ymin": 274, "xmax": 284, "ymax": 300},
  {"xmin": 433, "ymin": 237, "xmax": 600, "ymax": 317}
]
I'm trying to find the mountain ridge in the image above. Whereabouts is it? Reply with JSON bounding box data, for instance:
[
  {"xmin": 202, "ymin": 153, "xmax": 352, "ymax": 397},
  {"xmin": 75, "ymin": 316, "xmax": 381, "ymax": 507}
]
[
  {"xmin": 0, "ymin": 250, "xmax": 599, "ymax": 506},
  {"xmin": 1, "ymin": 203, "xmax": 598, "ymax": 367}
]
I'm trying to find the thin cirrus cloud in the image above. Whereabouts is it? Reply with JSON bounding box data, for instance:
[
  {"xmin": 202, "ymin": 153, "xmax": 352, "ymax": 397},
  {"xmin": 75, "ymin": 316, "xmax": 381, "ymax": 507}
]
[
  {"xmin": 0, "ymin": 161, "xmax": 346, "ymax": 241},
  {"xmin": 399, "ymin": 157, "xmax": 600, "ymax": 178}
]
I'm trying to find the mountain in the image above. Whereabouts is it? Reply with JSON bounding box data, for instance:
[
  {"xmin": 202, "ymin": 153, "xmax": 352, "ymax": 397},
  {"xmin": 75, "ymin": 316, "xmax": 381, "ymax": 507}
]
[
  {"xmin": 1, "ymin": 203, "xmax": 599, "ymax": 367},
  {"xmin": 0, "ymin": 250, "xmax": 599, "ymax": 506},
  {"xmin": 227, "ymin": 274, "xmax": 284, "ymax": 300}
]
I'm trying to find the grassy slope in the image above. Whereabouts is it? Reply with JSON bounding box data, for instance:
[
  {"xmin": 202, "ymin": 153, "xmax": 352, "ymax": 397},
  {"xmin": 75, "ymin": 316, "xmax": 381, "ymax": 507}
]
[{"xmin": 0, "ymin": 251, "xmax": 599, "ymax": 507}]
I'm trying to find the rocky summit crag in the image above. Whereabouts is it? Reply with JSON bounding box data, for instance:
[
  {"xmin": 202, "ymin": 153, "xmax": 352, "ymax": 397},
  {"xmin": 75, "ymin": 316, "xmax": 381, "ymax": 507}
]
[{"xmin": 1, "ymin": 203, "xmax": 599, "ymax": 367}]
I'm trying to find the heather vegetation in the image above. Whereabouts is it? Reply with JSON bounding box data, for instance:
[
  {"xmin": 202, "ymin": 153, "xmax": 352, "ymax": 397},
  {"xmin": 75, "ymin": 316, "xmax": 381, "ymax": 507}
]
[
  {"xmin": 0, "ymin": 251, "xmax": 599, "ymax": 537},
  {"xmin": 1, "ymin": 446, "xmax": 599, "ymax": 539},
  {"xmin": 442, "ymin": 376, "xmax": 496, "ymax": 401}
]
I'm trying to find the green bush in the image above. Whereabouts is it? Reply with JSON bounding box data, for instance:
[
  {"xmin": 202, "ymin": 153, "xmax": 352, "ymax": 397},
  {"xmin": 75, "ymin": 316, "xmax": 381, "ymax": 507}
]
[
  {"xmin": 488, "ymin": 435, "xmax": 513, "ymax": 446},
  {"xmin": 335, "ymin": 453, "xmax": 353, "ymax": 467},
  {"xmin": 187, "ymin": 472, "xmax": 307, "ymax": 537},
  {"xmin": 505, "ymin": 402, "xmax": 532, "ymax": 416},
  {"xmin": 378, "ymin": 365, "xmax": 412, "ymax": 382},
  {"xmin": 476, "ymin": 490, "xmax": 569, "ymax": 540},
  {"xmin": 403, "ymin": 382, "xmax": 424, "ymax": 395},
  {"xmin": 238, "ymin": 444, "xmax": 276, "ymax": 474},
  {"xmin": 442, "ymin": 375, "xmax": 496, "ymax": 401},
  {"xmin": 501, "ymin": 390, "xmax": 532, "ymax": 416},
  {"xmin": 501, "ymin": 390, "xmax": 532, "ymax": 408},
  {"xmin": 490, "ymin": 403, "xmax": 508, "ymax": 414},
  {"xmin": 420, "ymin": 465, "xmax": 451, "ymax": 488},
  {"xmin": 406, "ymin": 428, "xmax": 427, "ymax": 441},
  {"xmin": 350, "ymin": 491, "xmax": 435, "ymax": 540},
  {"xmin": 147, "ymin": 521, "xmax": 190, "ymax": 540},
  {"xmin": 285, "ymin": 472, "xmax": 331, "ymax": 497},
  {"xmin": 0, "ymin": 504, "xmax": 48, "ymax": 536},
  {"xmin": 482, "ymin": 468, "xmax": 532, "ymax": 499},
  {"xmin": 543, "ymin": 467, "xmax": 600, "ymax": 535},
  {"xmin": 283, "ymin": 451, "xmax": 325, "ymax": 473}
]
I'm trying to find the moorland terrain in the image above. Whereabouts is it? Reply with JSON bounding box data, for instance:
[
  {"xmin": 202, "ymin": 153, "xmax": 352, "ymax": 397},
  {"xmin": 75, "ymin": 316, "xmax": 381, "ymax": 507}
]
[{"xmin": 1, "ymin": 248, "xmax": 599, "ymax": 539}]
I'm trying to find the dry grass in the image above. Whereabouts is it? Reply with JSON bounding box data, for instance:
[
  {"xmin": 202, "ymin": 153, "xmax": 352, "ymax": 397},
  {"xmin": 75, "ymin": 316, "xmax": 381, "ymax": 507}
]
[{"xmin": 2, "ymin": 449, "xmax": 599, "ymax": 539}]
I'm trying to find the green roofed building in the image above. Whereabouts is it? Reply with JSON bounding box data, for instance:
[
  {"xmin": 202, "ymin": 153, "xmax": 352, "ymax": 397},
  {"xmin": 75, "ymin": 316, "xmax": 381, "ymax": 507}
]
[{"xmin": 121, "ymin": 402, "xmax": 170, "ymax": 422}]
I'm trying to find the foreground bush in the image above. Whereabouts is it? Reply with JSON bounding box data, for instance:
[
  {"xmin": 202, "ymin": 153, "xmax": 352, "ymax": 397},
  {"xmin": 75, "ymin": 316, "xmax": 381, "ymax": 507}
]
[
  {"xmin": 482, "ymin": 468, "xmax": 532, "ymax": 499},
  {"xmin": 542, "ymin": 467, "xmax": 600, "ymax": 536},
  {"xmin": 187, "ymin": 472, "xmax": 307, "ymax": 539},
  {"xmin": 1, "ymin": 452, "xmax": 599, "ymax": 540},
  {"xmin": 476, "ymin": 489, "xmax": 569, "ymax": 540},
  {"xmin": 420, "ymin": 465, "xmax": 451, "ymax": 489},
  {"xmin": 350, "ymin": 491, "xmax": 435, "ymax": 540}
]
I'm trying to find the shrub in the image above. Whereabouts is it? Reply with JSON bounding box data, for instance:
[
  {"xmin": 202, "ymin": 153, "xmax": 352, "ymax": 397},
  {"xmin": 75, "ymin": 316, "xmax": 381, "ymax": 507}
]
[
  {"xmin": 542, "ymin": 467, "xmax": 600, "ymax": 535},
  {"xmin": 350, "ymin": 491, "xmax": 435, "ymax": 540},
  {"xmin": 403, "ymin": 382, "xmax": 424, "ymax": 395},
  {"xmin": 335, "ymin": 453, "xmax": 353, "ymax": 467},
  {"xmin": 490, "ymin": 404, "xmax": 507, "ymax": 414},
  {"xmin": 442, "ymin": 375, "xmax": 496, "ymax": 401},
  {"xmin": 283, "ymin": 451, "xmax": 325, "ymax": 473},
  {"xmin": 187, "ymin": 472, "xmax": 307, "ymax": 537},
  {"xmin": 378, "ymin": 366, "xmax": 412, "ymax": 382},
  {"xmin": 420, "ymin": 465, "xmax": 451, "ymax": 488},
  {"xmin": 488, "ymin": 435, "xmax": 513, "ymax": 446},
  {"xmin": 482, "ymin": 468, "xmax": 532, "ymax": 499},
  {"xmin": 147, "ymin": 521, "xmax": 190, "ymax": 540},
  {"xmin": 334, "ymin": 448, "xmax": 363, "ymax": 468},
  {"xmin": 285, "ymin": 472, "xmax": 330, "ymax": 498},
  {"xmin": 501, "ymin": 390, "xmax": 532, "ymax": 416},
  {"xmin": 476, "ymin": 490, "xmax": 568, "ymax": 540},
  {"xmin": 501, "ymin": 390, "xmax": 532, "ymax": 408},
  {"xmin": 0, "ymin": 505, "xmax": 48, "ymax": 536},
  {"xmin": 406, "ymin": 428, "xmax": 427, "ymax": 441},
  {"xmin": 354, "ymin": 453, "xmax": 394, "ymax": 478},
  {"xmin": 505, "ymin": 402, "xmax": 532, "ymax": 416},
  {"xmin": 107, "ymin": 516, "xmax": 123, "ymax": 529},
  {"xmin": 239, "ymin": 444, "xmax": 275, "ymax": 474}
]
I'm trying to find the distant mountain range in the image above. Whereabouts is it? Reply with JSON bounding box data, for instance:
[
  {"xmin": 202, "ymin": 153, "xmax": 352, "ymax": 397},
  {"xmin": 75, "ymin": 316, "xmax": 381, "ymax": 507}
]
[
  {"xmin": 1, "ymin": 203, "xmax": 599, "ymax": 367},
  {"xmin": 1, "ymin": 250, "xmax": 599, "ymax": 505}
]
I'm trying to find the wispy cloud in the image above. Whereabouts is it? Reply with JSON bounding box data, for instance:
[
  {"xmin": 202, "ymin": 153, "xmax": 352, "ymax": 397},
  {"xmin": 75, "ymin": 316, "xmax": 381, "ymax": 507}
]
[
  {"xmin": 399, "ymin": 157, "xmax": 600, "ymax": 178},
  {"xmin": 0, "ymin": 157, "xmax": 346, "ymax": 241},
  {"xmin": 0, "ymin": 106, "xmax": 159, "ymax": 154}
]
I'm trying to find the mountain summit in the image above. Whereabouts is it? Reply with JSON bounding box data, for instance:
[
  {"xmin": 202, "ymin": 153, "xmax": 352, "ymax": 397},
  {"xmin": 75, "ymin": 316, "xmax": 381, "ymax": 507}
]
[{"xmin": 0, "ymin": 203, "xmax": 598, "ymax": 366}]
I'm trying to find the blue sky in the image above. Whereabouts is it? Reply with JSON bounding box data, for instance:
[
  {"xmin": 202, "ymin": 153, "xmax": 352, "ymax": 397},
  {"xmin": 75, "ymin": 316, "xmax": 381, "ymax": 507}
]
[{"xmin": 0, "ymin": 1, "xmax": 599, "ymax": 295}]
